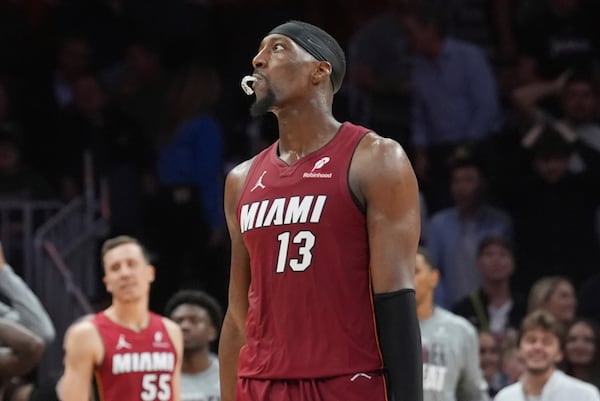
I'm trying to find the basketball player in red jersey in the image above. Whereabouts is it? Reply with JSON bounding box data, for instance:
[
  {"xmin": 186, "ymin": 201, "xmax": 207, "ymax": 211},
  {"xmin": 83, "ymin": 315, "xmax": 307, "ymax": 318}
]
[
  {"xmin": 220, "ymin": 21, "xmax": 423, "ymax": 401},
  {"xmin": 57, "ymin": 236, "xmax": 183, "ymax": 401}
]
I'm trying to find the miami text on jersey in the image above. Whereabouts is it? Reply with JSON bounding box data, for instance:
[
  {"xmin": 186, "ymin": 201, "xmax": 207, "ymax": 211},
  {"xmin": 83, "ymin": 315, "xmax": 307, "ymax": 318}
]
[
  {"xmin": 240, "ymin": 195, "xmax": 327, "ymax": 233},
  {"xmin": 112, "ymin": 352, "xmax": 175, "ymax": 374}
]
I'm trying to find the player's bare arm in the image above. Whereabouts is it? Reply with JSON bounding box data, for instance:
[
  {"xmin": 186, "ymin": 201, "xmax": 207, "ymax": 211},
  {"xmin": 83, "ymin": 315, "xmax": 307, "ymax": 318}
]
[
  {"xmin": 350, "ymin": 132, "xmax": 420, "ymax": 291},
  {"xmin": 162, "ymin": 317, "xmax": 184, "ymax": 401},
  {"xmin": 57, "ymin": 321, "xmax": 103, "ymax": 401},
  {"xmin": 219, "ymin": 160, "xmax": 253, "ymax": 401},
  {"xmin": 0, "ymin": 318, "xmax": 45, "ymax": 377},
  {"xmin": 350, "ymin": 132, "xmax": 423, "ymax": 401}
]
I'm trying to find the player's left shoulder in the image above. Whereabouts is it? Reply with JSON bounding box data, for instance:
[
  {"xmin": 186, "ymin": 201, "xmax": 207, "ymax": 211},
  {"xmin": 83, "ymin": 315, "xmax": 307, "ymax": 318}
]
[
  {"xmin": 160, "ymin": 316, "xmax": 181, "ymax": 333},
  {"xmin": 440, "ymin": 308, "xmax": 478, "ymax": 336},
  {"xmin": 352, "ymin": 130, "xmax": 412, "ymax": 180},
  {"xmin": 356, "ymin": 131, "xmax": 407, "ymax": 161},
  {"xmin": 161, "ymin": 316, "xmax": 183, "ymax": 343}
]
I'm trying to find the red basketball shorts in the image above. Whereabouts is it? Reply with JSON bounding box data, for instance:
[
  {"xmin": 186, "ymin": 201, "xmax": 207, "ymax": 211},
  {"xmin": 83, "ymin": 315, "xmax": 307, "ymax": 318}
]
[{"xmin": 236, "ymin": 371, "xmax": 388, "ymax": 401}]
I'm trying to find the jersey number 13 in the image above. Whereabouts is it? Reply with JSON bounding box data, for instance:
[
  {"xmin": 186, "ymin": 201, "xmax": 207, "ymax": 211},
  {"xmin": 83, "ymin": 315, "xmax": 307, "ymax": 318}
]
[{"xmin": 276, "ymin": 231, "xmax": 316, "ymax": 273}]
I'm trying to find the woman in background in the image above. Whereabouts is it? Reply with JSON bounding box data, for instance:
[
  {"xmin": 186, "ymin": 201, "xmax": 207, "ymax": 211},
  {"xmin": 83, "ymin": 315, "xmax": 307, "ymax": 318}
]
[{"xmin": 563, "ymin": 318, "xmax": 600, "ymax": 389}]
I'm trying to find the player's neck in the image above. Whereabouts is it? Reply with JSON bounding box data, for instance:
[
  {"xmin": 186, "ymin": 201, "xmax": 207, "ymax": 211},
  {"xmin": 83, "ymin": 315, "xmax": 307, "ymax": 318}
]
[
  {"xmin": 417, "ymin": 300, "xmax": 435, "ymax": 320},
  {"xmin": 105, "ymin": 303, "xmax": 150, "ymax": 332},
  {"xmin": 182, "ymin": 348, "xmax": 212, "ymax": 375},
  {"xmin": 523, "ymin": 366, "xmax": 554, "ymax": 396},
  {"xmin": 276, "ymin": 114, "xmax": 340, "ymax": 163}
]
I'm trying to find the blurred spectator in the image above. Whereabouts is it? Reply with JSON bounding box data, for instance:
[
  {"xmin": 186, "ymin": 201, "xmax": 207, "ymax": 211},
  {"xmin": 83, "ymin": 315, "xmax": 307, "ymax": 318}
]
[
  {"xmin": 0, "ymin": 125, "xmax": 54, "ymax": 200},
  {"xmin": 146, "ymin": 62, "xmax": 226, "ymax": 311},
  {"xmin": 512, "ymin": 71, "xmax": 600, "ymax": 176},
  {"xmin": 501, "ymin": 345, "xmax": 524, "ymax": 385},
  {"xmin": 517, "ymin": 0, "xmax": 600, "ymax": 80},
  {"xmin": 527, "ymin": 276, "xmax": 577, "ymax": 326},
  {"xmin": 443, "ymin": 0, "xmax": 517, "ymax": 62},
  {"xmin": 49, "ymin": 36, "xmax": 93, "ymax": 111},
  {"xmin": 478, "ymin": 330, "xmax": 508, "ymax": 397},
  {"xmin": 23, "ymin": 35, "xmax": 94, "ymax": 180},
  {"xmin": 157, "ymin": 62, "xmax": 225, "ymax": 240},
  {"xmin": 508, "ymin": 128, "xmax": 600, "ymax": 291},
  {"xmin": 562, "ymin": 318, "xmax": 600, "ymax": 389},
  {"xmin": 165, "ymin": 289, "xmax": 223, "ymax": 401},
  {"xmin": 399, "ymin": 1, "xmax": 502, "ymax": 211},
  {"xmin": 49, "ymin": 0, "xmax": 130, "ymax": 73},
  {"xmin": 346, "ymin": 0, "xmax": 412, "ymax": 144},
  {"xmin": 494, "ymin": 309, "xmax": 600, "ymax": 401},
  {"xmin": 57, "ymin": 74, "xmax": 153, "ymax": 235},
  {"xmin": 415, "ymin": 248, "xmax": 489, "ymax": 401},
  {"xmin": 112, "ymin": 39, "xmax": 168, "ymax": 144},
  {"xmin": 427, "ymin": 153, "xmax": 513, "ymax": 308},
  {"xmin": 453, "ymin": 235, "xmax": 525, "ymax": 342}
]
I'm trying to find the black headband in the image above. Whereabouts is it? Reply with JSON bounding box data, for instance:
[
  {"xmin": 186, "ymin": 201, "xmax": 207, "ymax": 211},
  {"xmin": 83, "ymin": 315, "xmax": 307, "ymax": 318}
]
[{"xmin": 269, "ymin": 20, "xmax": 346, "ymax": 94}]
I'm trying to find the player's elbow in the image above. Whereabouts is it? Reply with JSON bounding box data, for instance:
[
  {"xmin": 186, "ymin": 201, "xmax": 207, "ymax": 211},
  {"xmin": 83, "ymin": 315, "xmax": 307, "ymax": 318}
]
[{"xmin": 11, "ymin": 337, "xmax": 45, "ymax": 376}]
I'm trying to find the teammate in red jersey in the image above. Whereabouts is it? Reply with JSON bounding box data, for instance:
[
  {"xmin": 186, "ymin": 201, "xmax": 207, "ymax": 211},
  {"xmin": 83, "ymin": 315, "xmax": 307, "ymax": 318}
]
[
  {"xmin": 220, "ymin": 20, "xmax": 423, "ymax": 401},
  {"xmin": 57, "ymin": 235, "xmax": 183, "ymax": 401}
]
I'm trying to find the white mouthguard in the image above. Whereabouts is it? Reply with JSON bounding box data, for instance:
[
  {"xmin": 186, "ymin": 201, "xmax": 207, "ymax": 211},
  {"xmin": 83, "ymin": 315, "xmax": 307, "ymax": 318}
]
[{"xmin": 241, "ymin": 75, "xmax": 257, "ymax": 95}]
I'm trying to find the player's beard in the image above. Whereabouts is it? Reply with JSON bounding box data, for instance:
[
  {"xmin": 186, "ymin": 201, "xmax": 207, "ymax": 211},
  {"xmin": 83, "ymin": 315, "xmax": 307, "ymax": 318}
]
[{"xmin": 250, "ymin": 89, "xmax": 276, "ymax": 117}]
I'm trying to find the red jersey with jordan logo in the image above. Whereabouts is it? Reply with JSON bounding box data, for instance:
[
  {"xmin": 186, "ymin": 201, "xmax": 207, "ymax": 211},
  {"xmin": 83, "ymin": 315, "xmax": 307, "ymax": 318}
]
[
  {"xmin": 237, "ymin": 121, "xmax": 384, "ymax": 379},
  {"xmin": 92, "ymin": 312, "xmax": 177, "ymax": 401}
]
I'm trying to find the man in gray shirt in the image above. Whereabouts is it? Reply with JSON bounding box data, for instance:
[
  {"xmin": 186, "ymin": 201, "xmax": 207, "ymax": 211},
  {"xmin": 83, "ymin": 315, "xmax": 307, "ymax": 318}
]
[
  {"xmin": 165, "ymin": 289, "xmax": 223, "ymax": 401},
  {"xmin": 416, "ymin": 247, "xmax": 489, "ymax": 401}
]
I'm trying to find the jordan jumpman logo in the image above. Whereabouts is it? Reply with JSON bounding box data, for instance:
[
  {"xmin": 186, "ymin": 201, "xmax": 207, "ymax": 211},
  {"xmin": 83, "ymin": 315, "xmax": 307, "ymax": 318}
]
[{"xmin": 251, "ymin": 171, "xmax": 267, "ymax": 192}]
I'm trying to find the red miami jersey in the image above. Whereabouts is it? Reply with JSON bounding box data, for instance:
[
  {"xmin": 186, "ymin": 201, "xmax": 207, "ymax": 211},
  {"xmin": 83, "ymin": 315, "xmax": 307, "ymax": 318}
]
[
  {"xmin": 92, "ymin": 312, "xmax": 177, "ymax": 401},
  {"xmin": 237, "ymin": 122, "xmax": 384, "ymax": 379}
]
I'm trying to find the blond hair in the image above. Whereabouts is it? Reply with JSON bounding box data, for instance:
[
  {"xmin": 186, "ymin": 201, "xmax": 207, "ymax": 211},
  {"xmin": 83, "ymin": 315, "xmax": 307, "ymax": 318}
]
[{"xmin": 527, "ymin": 275, "xmax": 571, "ymax": 313}]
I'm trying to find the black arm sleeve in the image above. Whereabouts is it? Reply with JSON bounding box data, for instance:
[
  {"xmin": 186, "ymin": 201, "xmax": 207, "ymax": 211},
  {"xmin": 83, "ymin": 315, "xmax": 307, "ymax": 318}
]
[{"xmin": 374, "ymin": 289, "xmax": 423, "ymax": 401}]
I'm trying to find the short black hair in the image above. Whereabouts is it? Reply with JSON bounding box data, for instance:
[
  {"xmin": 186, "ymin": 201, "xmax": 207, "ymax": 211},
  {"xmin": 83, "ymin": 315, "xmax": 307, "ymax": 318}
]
[
  {"xmin": 532, "ymin": 128, "xmax": 572, "ymax": 159},
  {"xmin": 164, "ymin": 289, "xmax": 223, "ymax": 333},
  {"xmin": 477, "ymin": 235, "xmax": 514, "ymax": 257},
  {"xmin": 447, "ymin": 144, "xmax": 485, "ymax": 175},
  {"xmin": 400, "ymin": 1, "xmax": 447, "ymax": 36}
]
